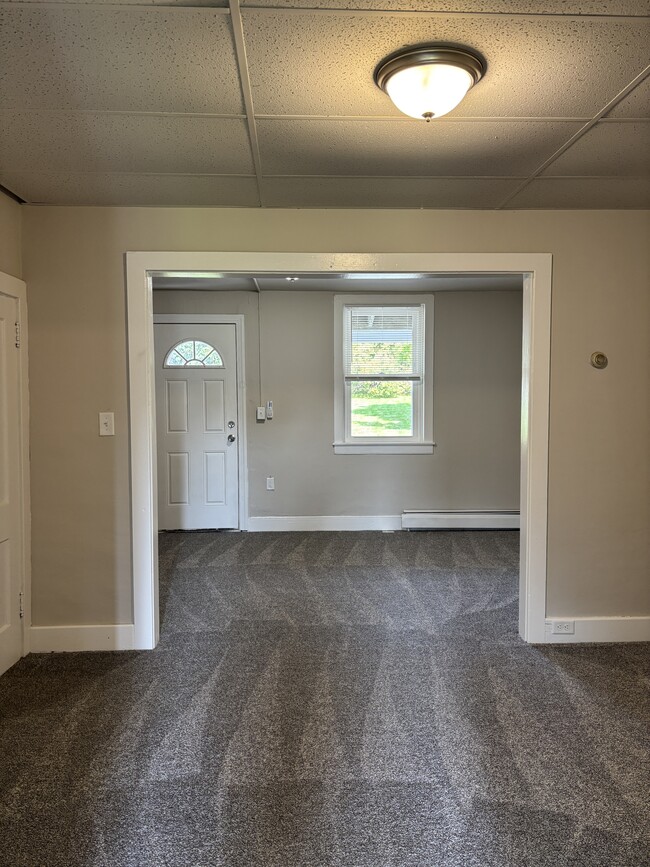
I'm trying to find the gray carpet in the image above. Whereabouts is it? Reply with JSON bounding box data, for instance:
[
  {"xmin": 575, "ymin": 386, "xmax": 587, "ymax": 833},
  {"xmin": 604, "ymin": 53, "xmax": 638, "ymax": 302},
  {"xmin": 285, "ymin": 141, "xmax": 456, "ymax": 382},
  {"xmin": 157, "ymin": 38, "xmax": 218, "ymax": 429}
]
[{"xmin": 1, "ymin": 530, "xmax": 649, "ymax": 867}]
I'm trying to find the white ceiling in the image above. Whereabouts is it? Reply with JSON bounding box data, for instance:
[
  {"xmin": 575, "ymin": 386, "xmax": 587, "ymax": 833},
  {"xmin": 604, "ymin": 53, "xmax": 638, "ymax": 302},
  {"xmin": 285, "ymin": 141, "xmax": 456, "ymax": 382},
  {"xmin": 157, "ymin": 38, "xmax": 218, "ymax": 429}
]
[{"xmin": 1, "ymin": 0, "xmax": 648, "ymax": 209}]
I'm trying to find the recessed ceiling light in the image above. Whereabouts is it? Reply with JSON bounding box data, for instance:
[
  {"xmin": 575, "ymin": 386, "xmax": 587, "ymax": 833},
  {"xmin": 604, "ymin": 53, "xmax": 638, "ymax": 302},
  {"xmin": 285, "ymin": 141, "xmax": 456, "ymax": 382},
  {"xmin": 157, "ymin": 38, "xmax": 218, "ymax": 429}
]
[
  {"xmin": 285, "ymin": 276, "xmax": 300, "ymax": 282},
  {"xmin": 374, "ymin": 45, "xmax": 485, "ymax": 121}
]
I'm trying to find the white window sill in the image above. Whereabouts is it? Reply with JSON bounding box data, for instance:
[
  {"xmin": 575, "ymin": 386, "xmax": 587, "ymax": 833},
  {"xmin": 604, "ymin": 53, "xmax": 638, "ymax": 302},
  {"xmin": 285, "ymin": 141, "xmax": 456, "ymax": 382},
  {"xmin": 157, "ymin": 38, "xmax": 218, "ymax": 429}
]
[{"xmin": 333, "ymin": 442, "xmax": 435, "ymax": 455}]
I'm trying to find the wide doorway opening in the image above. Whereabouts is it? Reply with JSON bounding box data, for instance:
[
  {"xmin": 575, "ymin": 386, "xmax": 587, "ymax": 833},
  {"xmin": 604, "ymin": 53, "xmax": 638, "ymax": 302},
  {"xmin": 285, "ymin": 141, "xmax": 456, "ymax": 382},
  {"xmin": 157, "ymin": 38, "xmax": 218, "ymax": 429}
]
[{"xmin": 126, "ymin": 252, "xmax": 552, "ymax": 648}]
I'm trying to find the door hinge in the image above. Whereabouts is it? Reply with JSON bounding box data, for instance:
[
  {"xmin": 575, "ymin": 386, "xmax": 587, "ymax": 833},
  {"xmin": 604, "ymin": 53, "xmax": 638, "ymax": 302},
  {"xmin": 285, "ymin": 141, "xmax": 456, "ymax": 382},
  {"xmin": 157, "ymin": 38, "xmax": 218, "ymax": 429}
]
[
  {"xmin": 15, "ymin": 321, "xmax": 20, "ymax": 349},
  {"xmin": 19, "ymin": 591, "xmax": 24, "ymax": 619}
]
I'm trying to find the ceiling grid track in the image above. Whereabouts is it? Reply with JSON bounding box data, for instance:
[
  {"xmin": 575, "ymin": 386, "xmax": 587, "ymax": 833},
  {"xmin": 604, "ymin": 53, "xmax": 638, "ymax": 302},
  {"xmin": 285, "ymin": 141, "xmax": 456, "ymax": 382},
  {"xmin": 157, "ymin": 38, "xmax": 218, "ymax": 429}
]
[
  {"xmin": 228, "ymin": 0, "xmax": 266, "ymax": 207},
  {"xmin": 239, "ymin": 5, "xmax": 649, "ymax": 20},
  {"xmin": 1, "ymin": 0, "xmax": 646, "ymax": 15},
  {"xmin": 496, "ymin": 64, "xmax": 650, "ymax": 209}
]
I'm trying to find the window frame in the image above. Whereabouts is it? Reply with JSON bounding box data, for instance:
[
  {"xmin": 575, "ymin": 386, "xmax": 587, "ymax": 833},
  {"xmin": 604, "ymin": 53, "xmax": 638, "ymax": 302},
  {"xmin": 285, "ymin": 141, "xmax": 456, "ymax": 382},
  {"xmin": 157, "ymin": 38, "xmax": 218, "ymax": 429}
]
[
  {"xmin": 333, "ymin": 294, "xmax": 435, "ymax": 455},
  {"xmin": 163, "ymin": 339, "xmax": 225, "ymax": 368}
]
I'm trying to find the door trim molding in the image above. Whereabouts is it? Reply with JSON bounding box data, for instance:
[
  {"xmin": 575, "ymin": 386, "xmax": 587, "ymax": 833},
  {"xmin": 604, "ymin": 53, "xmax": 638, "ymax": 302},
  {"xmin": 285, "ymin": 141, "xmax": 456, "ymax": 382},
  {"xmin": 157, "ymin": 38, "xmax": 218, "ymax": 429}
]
[
  {"xmin": 30, "ymin": 624, "xmax": 135, "ymax": 653},
  {"xmin": 0, "ymin": 271, "xmax": 31, "ymax": 663},
  {"xmin": 127, "ymin": 251, "xmax": 552, "ymax": 650},
  {"xmin": 153, "ymin": 314, "xmax": 249, "ymax": 534}
]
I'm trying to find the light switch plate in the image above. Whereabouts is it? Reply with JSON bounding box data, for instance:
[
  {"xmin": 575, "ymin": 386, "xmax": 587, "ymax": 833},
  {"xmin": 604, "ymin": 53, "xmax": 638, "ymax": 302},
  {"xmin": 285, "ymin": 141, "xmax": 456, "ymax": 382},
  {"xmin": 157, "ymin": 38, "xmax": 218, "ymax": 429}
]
[
  {"xmin": 256, "ymin": 406, "xmax": 266, "ymax": 421},
  {"xmin": 99, "ymin": 412, "xmax": 115, "ymax": 436}
]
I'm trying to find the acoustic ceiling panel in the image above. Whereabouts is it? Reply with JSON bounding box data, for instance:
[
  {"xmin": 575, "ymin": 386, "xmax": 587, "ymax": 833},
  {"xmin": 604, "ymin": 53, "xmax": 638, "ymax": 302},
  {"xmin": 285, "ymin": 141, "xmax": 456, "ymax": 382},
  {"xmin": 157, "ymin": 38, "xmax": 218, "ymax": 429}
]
[
  {"xmin": 261, "ymin": 176, "xmax": 520, "ymax": 208},
  {"xmin": 0, "ymin": 113, "xmax": 254, "ymax": 175},
  {"xmin": 257, "ymin": 119, "xmax": 582, "ymax": 177},
  {"xmin": 606, "ymin": 76, "xmax": 650, "ymax": 118},
  {"xmin": 506, "ymin": 176, "xmax": 650, "ymax": 208},
  {"xmin": 0, "ymin": 7, "xmax": 243, "ymax": 113},
  {"xmin": 1, "ymin": 172, "xmax": 260, "ymax": 206},
  {"xmin": 542, "ymin": 122, "xmax": 650, "ymax": 176},
  {"xmin": 243, "ymin": 12, "xmax": 650, "ymax": 119},
  {"xmin": 1, "ymin": 1, "xmax": 648, "ymax": 208}
]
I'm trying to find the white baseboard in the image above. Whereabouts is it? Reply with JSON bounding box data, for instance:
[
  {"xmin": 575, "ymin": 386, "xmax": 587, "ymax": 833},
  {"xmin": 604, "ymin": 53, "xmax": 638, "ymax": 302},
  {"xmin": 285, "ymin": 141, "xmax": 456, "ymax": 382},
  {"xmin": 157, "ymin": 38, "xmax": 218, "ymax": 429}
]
[
  {"xmin": 402, "ymin": 510, "xmax": 520, "ymax": 530},
  {"xmin": 247, "ymin": 515, "xmax": 402, "ymax": 532},
  {"xmin": 30, "ymin": 624, "xmax": 136, "ymax": 653},
  {"xmin": 543, "ymin": 617, "xmax": 650, "ymax": 644}
]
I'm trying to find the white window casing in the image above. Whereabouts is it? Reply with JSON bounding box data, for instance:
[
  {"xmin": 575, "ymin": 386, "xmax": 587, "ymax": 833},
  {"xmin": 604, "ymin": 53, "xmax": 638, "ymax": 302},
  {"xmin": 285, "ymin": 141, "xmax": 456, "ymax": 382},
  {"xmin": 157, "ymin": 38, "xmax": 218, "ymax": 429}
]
[{"xmin": 334, "ymin": 294, "xmax": 435, "ymax": 454}]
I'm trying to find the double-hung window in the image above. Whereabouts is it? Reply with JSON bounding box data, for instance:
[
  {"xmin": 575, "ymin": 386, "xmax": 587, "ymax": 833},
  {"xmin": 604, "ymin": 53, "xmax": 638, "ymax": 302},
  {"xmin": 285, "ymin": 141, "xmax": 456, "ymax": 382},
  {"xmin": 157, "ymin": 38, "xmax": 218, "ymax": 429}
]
[{"xmin": 334, "ymin": 295, "xmax": 434, "ymax": 454}]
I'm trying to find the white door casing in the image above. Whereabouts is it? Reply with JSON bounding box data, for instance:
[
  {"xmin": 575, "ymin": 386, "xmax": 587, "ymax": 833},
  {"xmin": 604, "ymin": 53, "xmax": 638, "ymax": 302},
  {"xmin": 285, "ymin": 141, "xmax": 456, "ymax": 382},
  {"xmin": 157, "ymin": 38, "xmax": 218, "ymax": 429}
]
[
  {"xmin": 128, "ymin": 252, "xmax": 551, "ymax": 650},
  {"xmin": 0, "ymin": 273, "xmax": 29, "ymax": 676},
  {"xmin": 155, "ymin": 323, "xmax": 239, "ymax": 530}
]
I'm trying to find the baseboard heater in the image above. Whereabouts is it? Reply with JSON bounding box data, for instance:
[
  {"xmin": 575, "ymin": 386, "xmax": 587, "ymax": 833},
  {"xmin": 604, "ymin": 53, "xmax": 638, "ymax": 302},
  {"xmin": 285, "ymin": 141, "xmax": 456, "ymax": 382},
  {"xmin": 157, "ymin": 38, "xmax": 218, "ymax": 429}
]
[{"xmin": 401, "ymin": 510, "xmax": 520, "ymax": 530}]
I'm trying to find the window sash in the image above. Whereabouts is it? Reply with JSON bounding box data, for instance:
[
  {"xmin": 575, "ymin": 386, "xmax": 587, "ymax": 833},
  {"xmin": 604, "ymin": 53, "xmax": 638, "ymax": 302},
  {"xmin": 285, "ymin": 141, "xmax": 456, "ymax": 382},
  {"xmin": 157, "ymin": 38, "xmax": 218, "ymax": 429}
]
[
  {"xmin": 334, "ymin": 294, "xmax": 434, "ymax": 453},
  {"xmin": 346, "ymin": 379, "xmax": 421, "ymax": 441},
  {"xmin": 342, "ymin": 303, "xmax": 424, "ymax": 442},
  {"xmin": 343, "ymin": 304, "xmax": 424, "ymax": 379}
]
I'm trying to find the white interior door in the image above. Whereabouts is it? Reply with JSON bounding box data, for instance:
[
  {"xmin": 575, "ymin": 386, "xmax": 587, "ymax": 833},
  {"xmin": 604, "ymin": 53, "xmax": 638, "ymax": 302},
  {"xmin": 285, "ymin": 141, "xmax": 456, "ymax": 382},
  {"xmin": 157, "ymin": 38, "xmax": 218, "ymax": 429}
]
[
  {"xmin": 155, "ymin": 323, "xmax": 239, "ymax": 530},
  {"xmin": 0, "ymin": 290, "xmax": 23, "ymax": 675}
]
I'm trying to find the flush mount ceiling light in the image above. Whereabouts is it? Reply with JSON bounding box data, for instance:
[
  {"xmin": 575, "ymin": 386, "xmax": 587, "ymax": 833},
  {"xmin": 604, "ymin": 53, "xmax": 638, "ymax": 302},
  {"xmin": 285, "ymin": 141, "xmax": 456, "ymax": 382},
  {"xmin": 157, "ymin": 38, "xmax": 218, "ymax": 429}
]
[{"xmin": 374, "ymin": 45, "xmax": 485, "ymax": 121}]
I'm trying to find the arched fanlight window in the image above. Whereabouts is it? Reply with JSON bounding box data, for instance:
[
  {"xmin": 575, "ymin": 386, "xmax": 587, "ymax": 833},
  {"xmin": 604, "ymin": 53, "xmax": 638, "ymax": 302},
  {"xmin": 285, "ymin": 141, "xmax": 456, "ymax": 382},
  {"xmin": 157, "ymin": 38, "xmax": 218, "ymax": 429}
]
[{"xmin": 164, "ymin": 340, "xmax": 224, "ymax": 368}]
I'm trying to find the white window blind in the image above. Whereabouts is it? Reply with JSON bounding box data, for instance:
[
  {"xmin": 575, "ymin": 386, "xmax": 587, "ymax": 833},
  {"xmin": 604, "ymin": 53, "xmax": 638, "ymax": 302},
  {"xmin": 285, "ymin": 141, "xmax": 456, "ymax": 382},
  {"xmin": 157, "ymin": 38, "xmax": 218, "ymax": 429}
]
[{"xmin": 343, "ymin": 305, "xmax": 424, "ymax": 381}]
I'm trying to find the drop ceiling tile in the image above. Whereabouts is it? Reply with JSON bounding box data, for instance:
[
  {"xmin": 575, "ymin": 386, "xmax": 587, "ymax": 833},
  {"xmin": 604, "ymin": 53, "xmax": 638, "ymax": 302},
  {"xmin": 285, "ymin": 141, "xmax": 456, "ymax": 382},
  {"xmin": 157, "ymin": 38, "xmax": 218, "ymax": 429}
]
[
  {"xmin": 542, "ymin": 122, "xmax": 650, "ymax": 176},
  {"xmin": 257, "ymin": 119, "xmax": 582, "ymax": 177},
  {"xmin": 606, "ymin": 76, "xmax": 650, "ymax": 118},
  {"xmin": 244, "ymin": 12, "xmax": 650, "ymax": 118},
  {"xmin": 0, "ymin": 172, "xmax": 260, "ymax": 206},
  {"xmin": 244, "ymin": 0, "xmax": 649, "ymax": 12},
  {"xmin": 261, "ymin": 176, "xmax": 520, "ymax": 207},
  {"xmin": 0, "ymin": 7, "xmax": 243, "ymax": 113},
  {"xmin": 0, "ymin": 113, "xmax": 254, "ymax": 175},
  {"xmin": 505, "ymin": 176, "xmax": 650, "ymax": 207}
]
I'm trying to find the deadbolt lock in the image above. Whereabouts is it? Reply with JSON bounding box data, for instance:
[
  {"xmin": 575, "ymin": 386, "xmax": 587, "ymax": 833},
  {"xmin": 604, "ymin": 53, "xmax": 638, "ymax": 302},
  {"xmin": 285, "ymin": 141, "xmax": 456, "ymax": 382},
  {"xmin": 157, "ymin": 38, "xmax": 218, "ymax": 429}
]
[{"xmin": 228, "ymin": 420, "xmax": 235, "ymax": 428}]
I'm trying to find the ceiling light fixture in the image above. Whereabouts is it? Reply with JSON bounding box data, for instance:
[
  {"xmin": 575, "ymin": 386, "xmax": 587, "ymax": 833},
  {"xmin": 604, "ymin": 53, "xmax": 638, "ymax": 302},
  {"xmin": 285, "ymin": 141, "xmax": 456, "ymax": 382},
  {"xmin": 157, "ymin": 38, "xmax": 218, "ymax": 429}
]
[
  {"xmin": 285, "ymin": 276, "xmax": 300, "ymax": 282},
  {"xmin": 374, "ymin": 45, "xmax": 485, "ymax": 121}
]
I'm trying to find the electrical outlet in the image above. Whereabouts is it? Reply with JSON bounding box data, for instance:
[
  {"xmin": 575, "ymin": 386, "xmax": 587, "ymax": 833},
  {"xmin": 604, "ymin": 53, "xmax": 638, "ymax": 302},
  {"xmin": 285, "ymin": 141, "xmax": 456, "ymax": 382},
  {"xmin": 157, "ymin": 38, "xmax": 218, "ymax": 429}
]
[
  {"xmin": 551, "ymin": 620, "xmax": 575, "ymax": 635},
  {"xmin": 266, "ymin": 476, "xmax": 275, "ymax": 491}
]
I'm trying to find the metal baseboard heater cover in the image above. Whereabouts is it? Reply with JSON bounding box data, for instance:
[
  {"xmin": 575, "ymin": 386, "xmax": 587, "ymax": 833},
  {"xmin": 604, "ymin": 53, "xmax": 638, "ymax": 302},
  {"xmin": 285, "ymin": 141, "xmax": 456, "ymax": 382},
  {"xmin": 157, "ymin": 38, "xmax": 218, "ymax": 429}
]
[{"xmin": 402, "ymin": 510, "xmax": 520, "ymax": 530}]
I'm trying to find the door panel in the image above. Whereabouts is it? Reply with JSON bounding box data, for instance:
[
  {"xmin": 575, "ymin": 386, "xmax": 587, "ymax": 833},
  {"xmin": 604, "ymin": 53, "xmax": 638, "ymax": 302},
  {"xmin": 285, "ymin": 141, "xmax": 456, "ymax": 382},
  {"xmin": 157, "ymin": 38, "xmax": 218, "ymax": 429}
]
[
  {"xmin": 168, "ymin": 453, "xmax": 190, "ymax": 505},
  {"xmin": 167, "ymin": 381, "xmax": 188, "ymax": 432},
  {"xmin": 0, "ymin": 291, "xmax": 22, "ymax": 676},
  {"xmin": 155, "ymin": 323, "xmax": 239, "ymax": 530},
  {"xmin": 204, "ymin": 381, "xmax": 225, "ymax": 432},
  {"xmin": 205, "ymin": 452, "xmax": 226, "ymax": 504}
]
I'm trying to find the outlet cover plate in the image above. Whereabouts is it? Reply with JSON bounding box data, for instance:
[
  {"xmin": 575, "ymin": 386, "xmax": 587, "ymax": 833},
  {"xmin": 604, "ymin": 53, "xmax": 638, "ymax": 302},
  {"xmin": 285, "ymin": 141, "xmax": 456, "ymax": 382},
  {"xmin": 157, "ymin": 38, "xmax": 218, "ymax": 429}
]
[{"xmin": 551, "ymin": 620, "xmax": 575, "ymax": 634}]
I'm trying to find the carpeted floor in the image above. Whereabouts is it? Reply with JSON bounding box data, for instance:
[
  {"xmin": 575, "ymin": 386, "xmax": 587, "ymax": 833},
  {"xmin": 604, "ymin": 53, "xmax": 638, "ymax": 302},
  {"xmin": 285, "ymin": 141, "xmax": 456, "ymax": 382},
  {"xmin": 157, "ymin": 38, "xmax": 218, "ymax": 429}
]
[{"xmin": 1, "ymin": 530, "xmax": 649, "ymax": 867}]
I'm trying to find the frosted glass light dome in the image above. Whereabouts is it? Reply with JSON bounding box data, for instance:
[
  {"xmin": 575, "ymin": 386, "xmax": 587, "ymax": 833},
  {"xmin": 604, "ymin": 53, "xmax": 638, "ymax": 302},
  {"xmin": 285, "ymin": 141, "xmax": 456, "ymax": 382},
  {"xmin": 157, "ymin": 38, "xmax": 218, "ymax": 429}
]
[{"xmin": 374, "ymin": 46, "xmax": 485, "ymax": 121}]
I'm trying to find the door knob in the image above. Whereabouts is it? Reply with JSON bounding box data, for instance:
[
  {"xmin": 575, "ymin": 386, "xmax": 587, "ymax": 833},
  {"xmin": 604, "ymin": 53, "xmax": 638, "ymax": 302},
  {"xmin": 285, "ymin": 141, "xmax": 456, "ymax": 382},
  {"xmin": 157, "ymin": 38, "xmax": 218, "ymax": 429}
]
[{"xmin": 228, "ymin": 434, "xmax": 236, "ymax": 443}]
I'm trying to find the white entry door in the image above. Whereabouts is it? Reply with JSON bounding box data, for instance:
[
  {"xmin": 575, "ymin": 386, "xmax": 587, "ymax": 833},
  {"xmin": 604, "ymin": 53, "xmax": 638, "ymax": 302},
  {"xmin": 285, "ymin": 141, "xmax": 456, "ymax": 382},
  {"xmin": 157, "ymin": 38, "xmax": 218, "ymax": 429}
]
[
  {"xmin": 155, "ymin": 323, "xmax": 240, "ymax": 530},
  {"xmin": 0, "ymin": 288, "xmax": 24, "ymax": 676}
]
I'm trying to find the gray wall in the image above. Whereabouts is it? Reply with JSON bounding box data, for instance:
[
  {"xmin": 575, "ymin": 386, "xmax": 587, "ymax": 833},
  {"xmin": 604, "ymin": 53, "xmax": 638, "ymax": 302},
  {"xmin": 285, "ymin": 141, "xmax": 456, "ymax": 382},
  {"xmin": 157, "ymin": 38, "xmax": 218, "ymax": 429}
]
[
  {"xmin": 0, "ymin": 192, "xmax": 21, "ymax": 278},
  {"xmin": 153, "ymin": 288, "xmax": 522, "ymax": 517},
  {"xmin": 22, "ymin": 207, "xmax": 650, "ymax": 624}
]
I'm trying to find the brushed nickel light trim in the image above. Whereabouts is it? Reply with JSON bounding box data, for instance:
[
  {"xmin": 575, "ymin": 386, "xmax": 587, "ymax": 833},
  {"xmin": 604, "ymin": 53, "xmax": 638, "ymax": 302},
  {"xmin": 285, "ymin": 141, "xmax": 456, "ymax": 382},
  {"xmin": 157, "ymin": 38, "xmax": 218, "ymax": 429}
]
[{"xmin": 374, "ymin": 45, "xmax": 485, "ymax": 121}]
